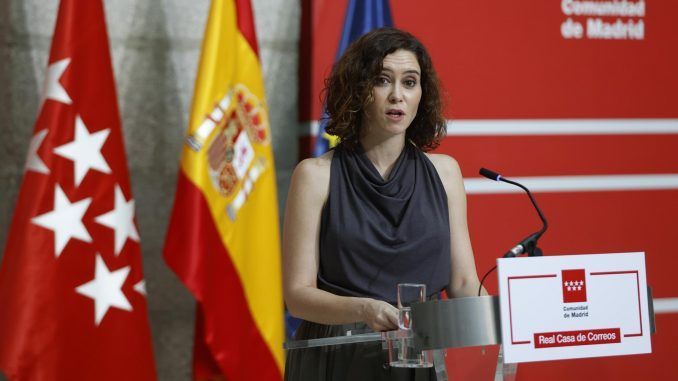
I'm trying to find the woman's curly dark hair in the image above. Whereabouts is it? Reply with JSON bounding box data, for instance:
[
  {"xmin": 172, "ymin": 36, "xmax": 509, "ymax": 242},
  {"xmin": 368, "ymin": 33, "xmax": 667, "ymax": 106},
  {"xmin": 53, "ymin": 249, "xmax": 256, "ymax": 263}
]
[{"xmin": 323, "ymin": 27, "xmax": 446, "ymax": 152}]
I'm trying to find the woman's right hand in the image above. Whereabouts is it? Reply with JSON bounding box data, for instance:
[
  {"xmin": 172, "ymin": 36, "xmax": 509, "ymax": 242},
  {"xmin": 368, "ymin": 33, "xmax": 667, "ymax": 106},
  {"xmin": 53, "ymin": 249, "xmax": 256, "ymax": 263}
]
[{"xmin": 360, "ymin": 299, "xmax": 399, "ymax": 332}]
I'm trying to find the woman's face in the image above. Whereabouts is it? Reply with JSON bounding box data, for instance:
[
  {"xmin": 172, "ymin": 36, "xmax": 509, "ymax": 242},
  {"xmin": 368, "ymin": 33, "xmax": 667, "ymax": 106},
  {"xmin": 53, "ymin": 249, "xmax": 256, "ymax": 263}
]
[{"xmin": 363, "ymin": 49, "xmax": 422, "ymax": 139}]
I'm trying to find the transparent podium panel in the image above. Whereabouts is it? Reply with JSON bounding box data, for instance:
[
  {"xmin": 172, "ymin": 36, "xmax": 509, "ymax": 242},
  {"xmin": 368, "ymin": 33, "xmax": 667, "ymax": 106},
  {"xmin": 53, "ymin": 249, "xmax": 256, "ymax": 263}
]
[
  {"xmin": 284, "ymin": 284, "xmax": 656, "ymax": 380},
  {"xmin": 384, "ymin": 328, "xmax": 433, "ymax": 368},
  {"xmin": 411, "ymin": 296, "xmax": 517, "ymax": 380},
  {"xmin": 284, "ymin": 296, "xmax": 518, "ymax": 380},
  {"xmin": 443, "ymin": 345, "xmax": 517, "ymax": 381}
]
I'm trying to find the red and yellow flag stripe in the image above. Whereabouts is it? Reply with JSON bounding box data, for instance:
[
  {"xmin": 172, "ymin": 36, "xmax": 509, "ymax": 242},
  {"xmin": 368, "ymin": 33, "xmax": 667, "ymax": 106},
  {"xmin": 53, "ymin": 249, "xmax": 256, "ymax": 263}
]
[{"xmin": 164, "ymin": 0, "xmax": 283, "ymax": 379}]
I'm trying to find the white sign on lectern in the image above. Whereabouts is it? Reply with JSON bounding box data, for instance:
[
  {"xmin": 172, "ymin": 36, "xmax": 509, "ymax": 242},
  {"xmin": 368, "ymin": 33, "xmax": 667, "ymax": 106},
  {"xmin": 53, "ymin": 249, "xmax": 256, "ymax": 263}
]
[{"xmin": 497, "ymin": 252, "xmax": 651, "ymax": 363}]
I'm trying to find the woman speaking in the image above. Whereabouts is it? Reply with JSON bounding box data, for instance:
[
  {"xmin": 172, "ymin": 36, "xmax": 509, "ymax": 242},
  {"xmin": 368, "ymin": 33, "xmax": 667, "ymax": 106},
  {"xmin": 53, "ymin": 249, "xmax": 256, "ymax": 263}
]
[{"xmin": 283, "ymin": 27, "xmax": 486, "ymax": 380}]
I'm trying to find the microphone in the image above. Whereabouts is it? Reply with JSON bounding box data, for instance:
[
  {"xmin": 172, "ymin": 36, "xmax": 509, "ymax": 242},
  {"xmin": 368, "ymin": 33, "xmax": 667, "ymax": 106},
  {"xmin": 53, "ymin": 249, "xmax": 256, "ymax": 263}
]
[
  {"xmin": 479, "ymin": 167, "xmax": 548, "ymax": 258},
  {"xmin": 479, "ymin": 167, "xmax": 502, "ymax": 182}
]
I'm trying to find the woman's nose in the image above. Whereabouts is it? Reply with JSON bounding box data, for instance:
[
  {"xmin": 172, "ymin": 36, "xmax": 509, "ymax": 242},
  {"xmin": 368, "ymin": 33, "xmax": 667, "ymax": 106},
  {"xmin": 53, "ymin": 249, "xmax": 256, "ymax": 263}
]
[{"xmin": 388, "ymin": 85, "xmax": 403, "ymax": 103}]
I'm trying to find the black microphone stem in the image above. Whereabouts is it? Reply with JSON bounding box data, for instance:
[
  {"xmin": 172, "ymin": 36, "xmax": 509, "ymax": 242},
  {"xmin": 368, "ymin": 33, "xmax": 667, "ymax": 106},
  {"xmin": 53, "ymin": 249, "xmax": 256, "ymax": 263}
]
[
  {"xmin": 476, "ymin": 167, "xmax": 551, "ymax": 295},
  {"xmin": 500, "ymin": 177, "xmax": 548, "ymax": 238}
]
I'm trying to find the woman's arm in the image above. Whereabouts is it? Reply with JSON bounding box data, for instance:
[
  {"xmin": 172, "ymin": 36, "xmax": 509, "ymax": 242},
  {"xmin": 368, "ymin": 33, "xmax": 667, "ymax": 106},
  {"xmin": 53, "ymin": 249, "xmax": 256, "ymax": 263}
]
[
  {"xmin": 429, "ymin": 154, "xmax": 488, "ymax": 298},
  {"xmin": 282, "ymin": 154, "xmax": 399, "ymax": 331}
]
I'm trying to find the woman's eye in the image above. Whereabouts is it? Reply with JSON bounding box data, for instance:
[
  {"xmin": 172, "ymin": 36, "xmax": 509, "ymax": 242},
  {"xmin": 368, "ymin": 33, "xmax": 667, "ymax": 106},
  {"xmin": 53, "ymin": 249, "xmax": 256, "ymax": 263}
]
[
  {"xmin": 376, "ymin": 76, "xmax": 390, "ymax": 85},
  {"xmin": 404, "ymin": 79, "xmax": 417, "ymax": 87}
]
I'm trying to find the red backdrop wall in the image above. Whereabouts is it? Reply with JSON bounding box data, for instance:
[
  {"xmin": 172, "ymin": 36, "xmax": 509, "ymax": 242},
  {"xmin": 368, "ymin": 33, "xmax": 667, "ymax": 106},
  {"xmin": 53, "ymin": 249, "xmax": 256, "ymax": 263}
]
[{"xmin": 298, "ymin": 1, "xmax": 678, "ymax": 379}]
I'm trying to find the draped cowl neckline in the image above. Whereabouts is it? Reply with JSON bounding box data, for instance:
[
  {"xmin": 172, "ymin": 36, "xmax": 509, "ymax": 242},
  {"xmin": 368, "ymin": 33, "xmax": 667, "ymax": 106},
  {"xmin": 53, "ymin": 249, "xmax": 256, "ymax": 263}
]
[
  {"xmin": 318, "ymin": 142, "xmax": 451, "ymax": 303},
  {"xmin": 354, "ymin": 142, "xmax": 408, "ymax": 185},
  {"xmin": 348, "ymin": 143, "xmax": 415, "ymax": 226}
]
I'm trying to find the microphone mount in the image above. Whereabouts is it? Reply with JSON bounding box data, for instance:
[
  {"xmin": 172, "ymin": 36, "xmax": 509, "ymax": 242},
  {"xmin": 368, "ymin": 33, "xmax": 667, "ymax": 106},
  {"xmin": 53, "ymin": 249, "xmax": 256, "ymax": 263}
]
[
  {"xmin": 479, "ymin": 168, "xmax": 548, "ymax": 258},
  {"xmin": 477, "ymin": 167, "xmax": 550, "ymax": 296}
]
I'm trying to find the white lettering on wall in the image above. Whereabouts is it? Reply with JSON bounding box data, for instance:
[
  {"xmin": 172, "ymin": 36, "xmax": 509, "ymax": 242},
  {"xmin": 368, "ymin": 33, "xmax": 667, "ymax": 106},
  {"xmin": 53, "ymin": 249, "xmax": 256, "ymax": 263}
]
[{"xmin": 560, "ymin": 0, "xmax": 645, "ymax": 40}]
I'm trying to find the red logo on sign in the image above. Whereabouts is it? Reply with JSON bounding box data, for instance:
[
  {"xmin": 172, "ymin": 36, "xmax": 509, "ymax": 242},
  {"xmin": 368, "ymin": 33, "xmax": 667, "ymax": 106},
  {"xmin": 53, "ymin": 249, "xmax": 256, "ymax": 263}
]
[{"xmin": 562, "ymin": 269, "xmax": 587, "ymax": 303}]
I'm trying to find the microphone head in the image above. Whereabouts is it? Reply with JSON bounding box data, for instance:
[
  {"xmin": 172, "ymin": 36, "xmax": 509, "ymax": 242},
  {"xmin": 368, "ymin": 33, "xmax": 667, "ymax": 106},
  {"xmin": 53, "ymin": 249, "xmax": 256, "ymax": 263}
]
[{"xmin": 479, "ymin": 167, "xmax": 502, "ymax": 181}]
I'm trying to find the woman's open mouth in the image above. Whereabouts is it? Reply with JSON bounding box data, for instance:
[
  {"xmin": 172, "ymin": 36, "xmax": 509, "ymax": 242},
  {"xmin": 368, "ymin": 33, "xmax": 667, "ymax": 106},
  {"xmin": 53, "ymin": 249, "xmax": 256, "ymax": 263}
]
[{"xmin": 386, "ymin": 109, "xmax": 405, "ymax": 121}]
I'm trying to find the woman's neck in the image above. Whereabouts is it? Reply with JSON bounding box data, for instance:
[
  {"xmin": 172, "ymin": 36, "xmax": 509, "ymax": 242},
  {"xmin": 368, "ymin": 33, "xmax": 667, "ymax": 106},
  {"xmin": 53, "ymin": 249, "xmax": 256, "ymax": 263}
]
[{"xmin": 359, "ymin": 134, "xmax": 406, "ymax": 180}]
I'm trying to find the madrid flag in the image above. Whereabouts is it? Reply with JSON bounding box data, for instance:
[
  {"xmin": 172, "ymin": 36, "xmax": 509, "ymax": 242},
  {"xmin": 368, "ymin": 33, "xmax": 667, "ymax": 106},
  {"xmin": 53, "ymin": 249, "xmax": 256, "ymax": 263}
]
[
  {"xmin": 163, "ymin": 0, "xmax": 284, "ymax": 379},
  {"xmin": 0, "ymin": 1, "xmax": 157, "ymax": 380}
]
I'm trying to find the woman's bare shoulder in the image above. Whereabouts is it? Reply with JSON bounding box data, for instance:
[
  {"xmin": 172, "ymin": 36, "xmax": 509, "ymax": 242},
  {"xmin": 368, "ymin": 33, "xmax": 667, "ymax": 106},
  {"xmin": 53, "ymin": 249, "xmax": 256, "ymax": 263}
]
[
  {"xmin": 294, "ymin": 150, "xmax": 333, "ymax": 178},
  {"xmin": 425, "ymin": 153, "xmax": 462, "ymax": 183},
  {"xmin": 290, "ymin": 150, "xmax": 334, "ymax": 202}
]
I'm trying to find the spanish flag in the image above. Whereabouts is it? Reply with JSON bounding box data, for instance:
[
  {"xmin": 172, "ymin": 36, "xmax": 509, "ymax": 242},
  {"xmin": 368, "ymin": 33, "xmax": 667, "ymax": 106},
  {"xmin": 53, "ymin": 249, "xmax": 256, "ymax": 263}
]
[{"xmin": 163, "ymin": 0, "xmax": 283, "ymax": 379}]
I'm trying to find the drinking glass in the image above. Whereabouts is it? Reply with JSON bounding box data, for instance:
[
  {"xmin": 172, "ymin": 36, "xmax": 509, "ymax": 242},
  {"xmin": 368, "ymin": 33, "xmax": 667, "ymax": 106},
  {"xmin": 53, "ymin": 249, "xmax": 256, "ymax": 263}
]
[
  {"xmin": 397, "ymin": 283, "xmax": 426, "ymax": 330},
  {"xmin": 388, "ymin": 283, "xmax": 432, "ymax": 368}
]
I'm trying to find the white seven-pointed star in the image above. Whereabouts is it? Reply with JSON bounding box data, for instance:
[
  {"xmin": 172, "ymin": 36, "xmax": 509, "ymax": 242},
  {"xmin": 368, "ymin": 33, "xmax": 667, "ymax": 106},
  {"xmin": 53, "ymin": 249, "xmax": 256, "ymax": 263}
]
[
  {"xmin": 31, "ymin": 185, "xmax": 92, "ymax": 257},
  {"xmin": 41, "ymin": 57, "xmax": 72, "ymax": 106},
  {"xmin": 76, "ymin": 255, "xmax": 132, "ymax": 325},
  {"xmin": 95, "ymin": 185, "xmax": 140, "ymax": 255},
  {"xmin": 25, "ymin": 129, "xmax": 50, "ymax": 174},
  {"xmin": 53, "ymin": 115, "xmax": 111, "ymax": 186}
]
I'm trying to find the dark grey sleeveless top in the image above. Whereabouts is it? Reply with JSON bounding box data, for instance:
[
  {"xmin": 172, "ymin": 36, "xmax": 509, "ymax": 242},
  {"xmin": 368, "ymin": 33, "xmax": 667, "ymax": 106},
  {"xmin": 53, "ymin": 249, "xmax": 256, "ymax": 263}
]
[{"xmin": 317, "ymin": 143, "xmax": 451, "ymax": 304}]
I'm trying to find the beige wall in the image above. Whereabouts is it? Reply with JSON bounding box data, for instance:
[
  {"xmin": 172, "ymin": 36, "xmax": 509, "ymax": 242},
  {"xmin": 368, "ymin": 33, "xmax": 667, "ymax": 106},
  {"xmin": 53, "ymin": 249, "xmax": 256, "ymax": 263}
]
[{"xmin": 0, "ymin": 0, "xmax": 300, "ymax": 379}]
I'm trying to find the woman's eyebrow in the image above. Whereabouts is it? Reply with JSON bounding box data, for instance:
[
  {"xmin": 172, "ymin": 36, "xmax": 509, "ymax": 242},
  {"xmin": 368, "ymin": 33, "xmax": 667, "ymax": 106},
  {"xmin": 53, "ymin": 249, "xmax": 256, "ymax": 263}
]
[{"xmin": 381, "ymin": 68, "xmax": 420, "ymax": 76}]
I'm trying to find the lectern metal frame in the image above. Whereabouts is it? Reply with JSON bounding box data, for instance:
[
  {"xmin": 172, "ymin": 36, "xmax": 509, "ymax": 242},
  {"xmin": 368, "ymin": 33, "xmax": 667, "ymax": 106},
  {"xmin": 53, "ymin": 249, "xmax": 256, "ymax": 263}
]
[{"xmin": 284, "ymin": 292, "xmax": 655, "ymax": 381}]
